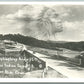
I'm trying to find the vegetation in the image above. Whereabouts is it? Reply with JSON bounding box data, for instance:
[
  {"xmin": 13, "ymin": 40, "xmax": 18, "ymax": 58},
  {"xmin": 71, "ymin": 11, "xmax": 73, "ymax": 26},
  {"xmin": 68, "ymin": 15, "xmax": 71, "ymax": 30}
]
[{"xmin": 0, "ymin": 34, "xmax": 84, "ymax": 51}]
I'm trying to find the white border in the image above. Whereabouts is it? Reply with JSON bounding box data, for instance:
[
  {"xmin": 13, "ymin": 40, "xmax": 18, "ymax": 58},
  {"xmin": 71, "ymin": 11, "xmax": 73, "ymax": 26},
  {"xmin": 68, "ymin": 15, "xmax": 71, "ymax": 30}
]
[
  {"xmin": 1, "ymin": 78, "xmax": 84, "ymax": 82},
  {"xmin": 0, "ymin": 1, "xmax": 84, "ymax": 82},
  {"xmin": 0, "ymin": 1, "xmax": 84, "ymax": 5}
]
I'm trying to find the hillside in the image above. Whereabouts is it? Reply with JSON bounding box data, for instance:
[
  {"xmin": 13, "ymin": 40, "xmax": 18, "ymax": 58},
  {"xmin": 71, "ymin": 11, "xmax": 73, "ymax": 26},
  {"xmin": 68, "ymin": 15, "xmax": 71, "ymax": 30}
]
[{"xmin": 0, "ymin": 34, "xmax": 84, "ymax": 51}]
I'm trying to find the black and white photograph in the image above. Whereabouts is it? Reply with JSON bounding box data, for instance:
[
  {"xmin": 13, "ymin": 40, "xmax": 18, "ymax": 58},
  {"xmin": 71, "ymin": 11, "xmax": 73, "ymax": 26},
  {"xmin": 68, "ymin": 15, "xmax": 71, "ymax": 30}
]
[{"xmin": 0, "ymin": 3, "xmax": 84, "ymax": 79}]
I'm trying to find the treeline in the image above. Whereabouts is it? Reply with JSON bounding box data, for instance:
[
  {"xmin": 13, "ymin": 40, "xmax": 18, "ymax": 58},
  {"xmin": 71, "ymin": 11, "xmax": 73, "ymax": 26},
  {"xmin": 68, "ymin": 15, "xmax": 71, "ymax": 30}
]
[{"xmin": 0, "ymin": 34, "xmax": 84, "ymax": 51}]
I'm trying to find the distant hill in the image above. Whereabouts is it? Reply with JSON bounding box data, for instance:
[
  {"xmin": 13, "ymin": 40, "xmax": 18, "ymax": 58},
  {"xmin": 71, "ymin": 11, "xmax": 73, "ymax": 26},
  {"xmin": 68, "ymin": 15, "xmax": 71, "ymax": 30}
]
[
  {"xmin": 47, "ymin": 40, "xmax": 68, "ymax": 43},
  {"xmin": 0, "ymin": 34, "xmax": 84, "ymax": 51}
]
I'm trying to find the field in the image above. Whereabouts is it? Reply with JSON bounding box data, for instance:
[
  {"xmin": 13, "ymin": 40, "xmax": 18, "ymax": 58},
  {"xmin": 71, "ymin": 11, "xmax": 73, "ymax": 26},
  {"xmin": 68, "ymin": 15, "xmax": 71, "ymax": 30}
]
[
  {"xmin": 0, "ymin": 41, "xmax": 67, "ymax": 78},
  {"xmin": 23, "ymin": 67, "xmax": 66, "ymax": 78},
  {"xmin": 0, "ymin": 41, "xmax": 26, "ymax": 78},
  {"xmin": 27, "ymin": 45, "xmax": 81, "ymax": 58},
  {"xmin": 27, "ymin": 45, "xmax": 81, "ymax": 65},
  {"xmin": 0, "ymin": 40, "xmax": 82, "ymax": 78}
]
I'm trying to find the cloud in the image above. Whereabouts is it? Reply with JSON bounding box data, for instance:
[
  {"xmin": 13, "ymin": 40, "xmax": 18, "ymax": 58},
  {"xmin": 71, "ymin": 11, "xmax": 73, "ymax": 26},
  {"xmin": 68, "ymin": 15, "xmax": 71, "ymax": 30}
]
[
  {"xmin": 2, "ymin": 5, "xmax": 70, "ymax": 20},
  {"xmin": 56, "ymin": 21, "xmax": 84, "ymax": 41},
  {"xmin": 3, "ymin": 5, "xmax": 43, "ymax": 20},
  {"xmin": 0, "ymin": 5, "xmax": 78, "ymax": 41},
  {"xmin": 1, "ymin": 5, "xmax": 84, "ymax": 41},
  {"xmin": 0, "ymin": 17, "xmax": 22, "ymax": 34},
  {"xmin": 21, "ymin": 7, "xmax": 64, "ymax": 40},
  {"xmin": 0, "ymin": 5, "xmax": 63, "ymax": 40}
]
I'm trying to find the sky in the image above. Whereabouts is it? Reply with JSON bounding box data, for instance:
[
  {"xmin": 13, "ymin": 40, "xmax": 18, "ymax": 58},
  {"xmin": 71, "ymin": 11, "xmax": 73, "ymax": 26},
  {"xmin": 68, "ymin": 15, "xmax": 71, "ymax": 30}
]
[{"xmin": 0, "ymin": 4, "xmax": 84, "ymax": 42}]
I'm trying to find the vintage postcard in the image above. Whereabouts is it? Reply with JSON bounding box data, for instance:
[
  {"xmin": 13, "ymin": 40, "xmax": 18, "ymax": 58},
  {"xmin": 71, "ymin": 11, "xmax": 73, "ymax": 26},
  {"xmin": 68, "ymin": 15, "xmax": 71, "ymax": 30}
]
[{"xmin": 0, "ymin": 1, "xmax": 84, "ymax": 82}]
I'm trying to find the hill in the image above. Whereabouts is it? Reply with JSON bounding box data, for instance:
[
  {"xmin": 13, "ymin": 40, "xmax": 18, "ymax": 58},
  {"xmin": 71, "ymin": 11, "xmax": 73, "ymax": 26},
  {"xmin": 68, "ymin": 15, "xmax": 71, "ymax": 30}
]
[{"xmin": 0, "ymin": 34, "xmax": 84, "ymax": 51}]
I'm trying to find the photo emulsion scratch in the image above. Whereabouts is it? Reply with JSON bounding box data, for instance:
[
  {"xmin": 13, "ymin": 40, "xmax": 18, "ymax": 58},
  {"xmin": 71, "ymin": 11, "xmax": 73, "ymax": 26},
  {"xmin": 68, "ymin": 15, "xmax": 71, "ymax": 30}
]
[{"xmin": 0, "ymin": 4, "xmax": 84, "ymax": 78}]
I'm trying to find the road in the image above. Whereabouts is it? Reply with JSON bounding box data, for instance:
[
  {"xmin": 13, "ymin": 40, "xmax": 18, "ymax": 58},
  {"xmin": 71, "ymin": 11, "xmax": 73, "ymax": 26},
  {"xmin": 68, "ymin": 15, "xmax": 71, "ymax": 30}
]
[
  {"xmin": 15, "ymin": 44, "xmax": 84, "ymax": 78},
  {"xmin": 27, "ymin": 50, "xmax": 84, "ymax": 78}
]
